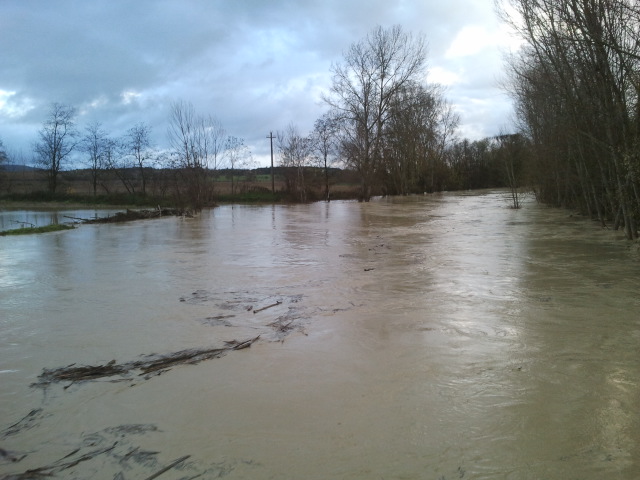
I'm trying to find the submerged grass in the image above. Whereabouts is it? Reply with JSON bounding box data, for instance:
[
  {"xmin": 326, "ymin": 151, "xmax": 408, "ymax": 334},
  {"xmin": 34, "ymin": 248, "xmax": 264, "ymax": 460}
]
[{"xmin": 0, "ymin": 224, "xmax": 75, "ymax": 236}]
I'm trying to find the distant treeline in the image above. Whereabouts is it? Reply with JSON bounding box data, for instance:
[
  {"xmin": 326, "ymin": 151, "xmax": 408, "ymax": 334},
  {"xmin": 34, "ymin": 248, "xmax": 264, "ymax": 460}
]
[
  {"xmin": 0, "ymin": 164, "xmax": 39, "ymax": 172},
  {"xmin": 0, "ymin": 162, "xmax": 504, "ymax": 208},
  {"xmin": 0, "ymin": 165, "xmax": 360, "ymax": 204},
  {"xmin": 0, "ymin": 146, "xmax": 522, "ymax": 207}
]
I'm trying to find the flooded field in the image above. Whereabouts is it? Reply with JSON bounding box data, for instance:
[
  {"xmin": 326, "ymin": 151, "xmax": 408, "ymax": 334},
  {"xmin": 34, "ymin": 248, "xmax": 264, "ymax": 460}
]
[
  {"xmin": 0, "ymin": 208, "xmax": 121, "ymax": 232},
  {"xmin": 1, "ymin": 191, "xmax": 639, "ymax": 479}
]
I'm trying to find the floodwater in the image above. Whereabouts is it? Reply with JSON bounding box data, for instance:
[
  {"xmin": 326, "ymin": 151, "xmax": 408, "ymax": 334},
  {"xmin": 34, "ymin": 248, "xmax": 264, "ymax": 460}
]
[
  {"xmin": 1, "ymin": 191, "xmax": 639, "ymax": 479},
  {"xmin": 0, "ymin": 208, "xmax": 121, "ymax": 232}
]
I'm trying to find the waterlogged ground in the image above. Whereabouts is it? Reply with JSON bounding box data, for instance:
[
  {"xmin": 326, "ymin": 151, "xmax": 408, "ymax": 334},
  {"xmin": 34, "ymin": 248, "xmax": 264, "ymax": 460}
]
[
  {"xmin": 0, "ymin": 208, "xmax": 122, "ymax": 232},
  {"xmin": 1, "ymin": 191, "xmax": 639, "ymax": 479}
]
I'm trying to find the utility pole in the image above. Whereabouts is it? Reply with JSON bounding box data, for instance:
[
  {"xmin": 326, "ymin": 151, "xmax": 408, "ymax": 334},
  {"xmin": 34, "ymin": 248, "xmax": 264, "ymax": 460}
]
[{"xmin": 267, "ymin": 131, "xmax": 275, "ymax": 194}]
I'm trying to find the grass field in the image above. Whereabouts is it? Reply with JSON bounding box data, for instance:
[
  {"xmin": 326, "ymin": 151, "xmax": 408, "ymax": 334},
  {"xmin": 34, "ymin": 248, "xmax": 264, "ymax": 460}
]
[{"xmin": 0, "ymin": 167, "xmax": 363, "ymax": 206}]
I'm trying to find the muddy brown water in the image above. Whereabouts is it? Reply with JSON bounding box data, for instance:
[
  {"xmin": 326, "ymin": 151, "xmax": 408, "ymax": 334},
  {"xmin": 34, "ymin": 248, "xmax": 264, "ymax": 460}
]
[{"xmin": 1, "ymin": 191, "xmax": 639, "ymax": 479}]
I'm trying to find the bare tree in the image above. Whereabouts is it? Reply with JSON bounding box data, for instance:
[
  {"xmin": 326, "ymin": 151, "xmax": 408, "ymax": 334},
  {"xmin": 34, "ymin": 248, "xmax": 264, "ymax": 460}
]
[
  {"xmin": 168, "ymin": 101, "xmax": 226, "ymax": 171},
  {"xmin": 383, "ymin": 82, "xmax": 459, "ymax": 194},
  {"xmin": 33, "ymin": 102, "xmax": 78, "ymax": 193},
  {"xmin": 0, "ymin": 137, "xmax": 7, "ymax": 192},
  {"xmin": 324, "ymin": 25, "xmax": 427, "ymax": 200},
  {"xmin": 167, "ymin": 100, "xmax": 227, "ymax": 209},
  {"xmin": 278, "ymin": 123, "xmax": 313, "ymax": 202},
  {"xmin": 224, "ymin": 136, "xmax": 250, "ymax": 196},
  {"xmin": 494, "ymin": 132, "xmax": 528, "ymax": 208},
  {"xmin": 311, "ymin": 112, "xmax": 339, "ymax": 201},
  {"xmin": 124, "ymin": 123, "xmax": 152, "ymax": 196},
  {"xmin": 102, "ymin": 137, "xmax": 131, "ymax": 194},
  {"xmin": 0, "ymin": 137, "xmax": 6, "ymax": 164},
  {"xmin": 79, "ymin": 122, "xmax": 109, "ymax": 196}
]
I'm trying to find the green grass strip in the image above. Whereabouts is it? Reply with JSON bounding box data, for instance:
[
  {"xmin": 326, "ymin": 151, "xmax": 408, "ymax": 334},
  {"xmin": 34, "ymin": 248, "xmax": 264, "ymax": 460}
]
[{"xmin": 0, "ymin": 224, "xmax": 75, "ymax": 236}]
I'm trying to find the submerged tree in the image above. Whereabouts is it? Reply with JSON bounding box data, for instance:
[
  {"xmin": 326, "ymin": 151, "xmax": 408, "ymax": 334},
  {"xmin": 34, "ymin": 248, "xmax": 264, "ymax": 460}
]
[
  {"xmin": 447, "ymin": 138, "xmax": 504, "ymax": 190},
  {"xmin": 383, "ymin": 82, "xmax": 459, "ymax": 194},
  {"xmin": 499, "ymin": 0, "xmax": 640, "ymax": 238},
  {"xmin": 494, "ymin": 133, "xmax": 529, "ymax": 208},
  {"xmin": 278, "ymin": 123, "xmax": 313, "ymax": 202},
  {"xmin": 167, "ymin": 100, "xmax": 226, "ymax": 209},
  {"xmin": 33, "ymin": 103, "xmax": 78, "ymax": 193}
]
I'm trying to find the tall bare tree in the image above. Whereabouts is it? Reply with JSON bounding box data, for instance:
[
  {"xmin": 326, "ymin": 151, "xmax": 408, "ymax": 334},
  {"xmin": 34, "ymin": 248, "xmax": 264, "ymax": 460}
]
[
  {"xmin": 494, "ymin": 132, "xmax": 528, "ymax": 208},
  {"xmin": 223, "ymin": 136, "xmax": 251, "ymax": 196},
  {"xmin": 34, "ymin": 102, "xmax": 78, "ymax": 193},
  {"xmin": 102, "ymin": 137, "xmax": 133, "ymax": 194},
  {"xmin": 324, "ymin": 25, "xmax": 427, "ymax": 200},
  {"xmin": 383, "ymin": 82, "xmax": 458, "ymax": 194},
  {"xmin": 79, "ymin": 122, "xmax": 109, "ymax": 196},
  {"xmin": 278, "ymin": 123, "xmax": 313, "ymax": 202},
  {"xmin": 0, "ymin": 137, "xmax": 7, "ymax": 192},
  {"xmin": 168, "ymin": 100, "xmax": 226, "ymax": 209},
  {"xmin": 0, "ymin": 137, "xmax": 6, "ymax": 164},
  {"xmin": 124, "ymin": 123, "xmax": 152, "ymax": 196},
  {"xmin": 311, "ymin": 112, "xmax": 339, "ymax": 201}
]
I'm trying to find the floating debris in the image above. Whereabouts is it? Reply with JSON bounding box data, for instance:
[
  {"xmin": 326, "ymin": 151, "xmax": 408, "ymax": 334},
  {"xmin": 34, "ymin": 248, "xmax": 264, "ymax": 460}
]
[
  {"xmin": 253, "ymin": 301, "xmax": 282, "ymax": 314},
  {"xmin": 32, "ymin": 335, "xmax": 261, "ymax": 389},
  {"xmin": 200, "ymin": 314, "xmax": 235, "ymax": 326},
  {"xmin": 0, "ymin": 424, "xmax": 237, "ymax": 480},
  {"xmin": 142, "ymin": 454, "xmax": 190, "ymax": 480},
  {"xmin": 0, "ymin": 442, "xmax": 118, "ymax": 480},
  {"xmin": 81, "ymin": 208, "xmax": 191, "ymax": 224},
  {"xmin": 1, "ymin": 409, "xmax": 49, "ymax": 438},
  {"xmin": 0, "ymin": 448, "xmax": 27, "ymax": 465}
]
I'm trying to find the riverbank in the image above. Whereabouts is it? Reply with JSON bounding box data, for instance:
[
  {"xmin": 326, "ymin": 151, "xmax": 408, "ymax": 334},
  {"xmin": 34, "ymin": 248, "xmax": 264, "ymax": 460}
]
[
  {"xmin": 0, "ymin": 224, "xmax": 75, "ymax": 236},
  {"xmin": 0, "ymin": 191, "xmax": 173, "ymax": 209},
  {"xmin": 0, "ymin": 200, "xmax": 138, "ymax": 210}
]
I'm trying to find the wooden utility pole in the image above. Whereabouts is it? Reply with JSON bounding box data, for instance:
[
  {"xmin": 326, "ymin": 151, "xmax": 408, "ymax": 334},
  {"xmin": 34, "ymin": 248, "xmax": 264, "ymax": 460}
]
[{"xmin": 267, "ymin": 131, "xmax": 275, "ymax": 194}]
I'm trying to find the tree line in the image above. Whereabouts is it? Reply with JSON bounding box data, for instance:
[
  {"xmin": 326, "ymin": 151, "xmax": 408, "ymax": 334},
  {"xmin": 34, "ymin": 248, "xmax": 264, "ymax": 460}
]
[
  {"xmin": 499, "ymin": 0, "xmax": 640, "ymax": 238},
  {"xmin": 1, "ymin": 24, "xmax": 531, "ymax": 209},
  {"xmin": 6, "ymin": 101, "xmax": 253, "ymax": 210},
  {"xmin": 274, "ymin": 25, "xmax": 525, "ymax": 202}
]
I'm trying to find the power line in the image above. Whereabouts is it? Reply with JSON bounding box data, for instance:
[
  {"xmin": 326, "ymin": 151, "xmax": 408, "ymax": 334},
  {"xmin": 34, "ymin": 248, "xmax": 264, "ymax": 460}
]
[{"xmin": 267, "ymin": 131, "xmax": 275, "ymax": 194}]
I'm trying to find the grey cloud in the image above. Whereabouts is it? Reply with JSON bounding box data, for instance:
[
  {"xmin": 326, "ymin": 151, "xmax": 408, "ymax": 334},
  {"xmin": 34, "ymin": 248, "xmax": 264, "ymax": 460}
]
[{"xmin": 0, "ymin": 0, "xmax": 515, "ymax": 164}]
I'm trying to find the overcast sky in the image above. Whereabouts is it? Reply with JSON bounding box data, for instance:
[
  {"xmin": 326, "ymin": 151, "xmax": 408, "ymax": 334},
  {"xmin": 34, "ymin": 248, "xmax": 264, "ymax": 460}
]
[{"xmin": 1, "ymin": 0, "xmax": 520, "ymax": 166}]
